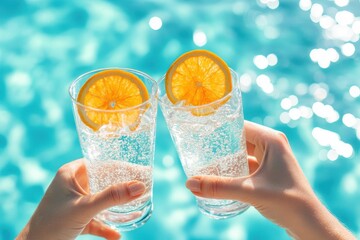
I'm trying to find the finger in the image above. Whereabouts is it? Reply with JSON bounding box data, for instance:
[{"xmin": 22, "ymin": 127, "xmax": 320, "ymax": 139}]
[
  {"xmin": 85, "ymin": 181, "xmax": 146, "ymax": 215},
  {"xmin": 244, "ymin": 121, "xmax": 271, "ymax": 165},
  {"xmin": 81, "ymin": 219, "xmax": 121, "ymax": 240},
  {"xmin": 186, "ymin": 176, "xmax": 254, "ymax": 203},
  {"xmin": 248, "ymin": 156, "xmax": 259, "ymax": 174},
  {"xmin": 244, "ymin": 120, "xmax": 273, "ymax": 146},
  {"xmin": 72, "ymin": 159, "xmax": 90, "ymax": 193},
  {"xmin": 246, "ymin": 141, "xmax": 255, "ymax": 156},
  {"xmin": 55, "ymin": 159, "xmax": 89, "ymax": 195}
]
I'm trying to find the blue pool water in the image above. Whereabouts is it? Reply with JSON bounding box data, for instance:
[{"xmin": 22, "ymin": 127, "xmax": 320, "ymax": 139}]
[{"xmin": 1, "ymin": 0, "xmax": 359, "ymax": 239}]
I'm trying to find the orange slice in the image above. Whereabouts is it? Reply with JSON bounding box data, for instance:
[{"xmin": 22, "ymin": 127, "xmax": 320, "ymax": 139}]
[
  {"xmin": 77, "ymin": 69, "xmax": 149, "ymax": 131},
  {"xmin": 165, "ymin": 49, "xmax": 232, "ymax": 116}
]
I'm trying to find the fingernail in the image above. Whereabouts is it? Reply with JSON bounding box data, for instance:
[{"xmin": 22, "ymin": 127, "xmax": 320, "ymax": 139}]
[
  {"xmin": 128, "ymin": 182, "xmax": 145, "ymax": 197},
  {"xmin": 186, "ymin": 178, "xmax": 201, "ymax": 192}
]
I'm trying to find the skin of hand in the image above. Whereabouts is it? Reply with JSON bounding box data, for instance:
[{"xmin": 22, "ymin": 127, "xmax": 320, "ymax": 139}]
[
  {"xmin": 186, "ymin": 121, "xmax": 355, "ymax": 240},
  {"xmin": 17, "ymin": 159, "xmax": 146, "ymax": 240}
]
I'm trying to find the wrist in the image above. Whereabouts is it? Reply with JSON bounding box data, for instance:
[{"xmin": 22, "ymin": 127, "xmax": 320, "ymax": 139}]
[
  {"xmin": 17, "ymin": 216, "xmax": 52, "ymax": 240},
  {"xmin": 16, "ymin": 223, "xmax": 30, "ymax": 240},
  {"xmin": 286, "ymin": 195, "xmax": 355, "ymax": 240}
]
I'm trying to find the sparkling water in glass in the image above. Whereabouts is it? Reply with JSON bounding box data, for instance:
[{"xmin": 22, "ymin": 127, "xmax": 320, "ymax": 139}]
[
  {"xmin": 69, "ymin": 68, "xmax": 157, "ymax": 231},
  {"xmin": 158, "ymin": 69, "xmax": 249, "ymax": 219}
]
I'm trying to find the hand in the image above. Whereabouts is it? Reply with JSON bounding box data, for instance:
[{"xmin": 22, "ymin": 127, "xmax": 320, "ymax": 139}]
[
  {"xmin": 186, "ymin": 121, "xmax": 355, "ymax": 240},
  {"xmin": 17, "ymin": 159, "xmax": 146, "ymax": 240}
]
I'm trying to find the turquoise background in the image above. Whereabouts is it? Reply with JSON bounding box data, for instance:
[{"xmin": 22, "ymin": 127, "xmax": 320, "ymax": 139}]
[{"xmin": 0, "ymin": 0, "xmax": 359, "ymax": 239}]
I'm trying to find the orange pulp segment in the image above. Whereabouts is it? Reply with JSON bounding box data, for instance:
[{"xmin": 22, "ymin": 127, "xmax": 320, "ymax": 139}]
[
  {"xmin": 165, "ymin": 49, "xmax": 232, "ymax": 115},
  {"xmin": 77, "ymin": 69, "xmax": 149, "ymax": 131}
]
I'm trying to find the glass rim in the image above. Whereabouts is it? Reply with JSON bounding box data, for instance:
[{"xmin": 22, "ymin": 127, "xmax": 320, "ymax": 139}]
[
  {"xmin": 69, "ymin": 67, "xmax": 158, "ymax": 113},
  {"xmin": 157, "ymin": 68, "xmax": 238, "ymax": 111}
]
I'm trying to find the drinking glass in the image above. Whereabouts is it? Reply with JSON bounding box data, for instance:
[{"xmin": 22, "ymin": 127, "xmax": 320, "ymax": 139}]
[
  {"xmin": 69, "ymin": 68, "xmax": 158, "ymax": 231},
  {"xmin": 158, "ymin": 69, "xmax": 249, "ymax": 219}
]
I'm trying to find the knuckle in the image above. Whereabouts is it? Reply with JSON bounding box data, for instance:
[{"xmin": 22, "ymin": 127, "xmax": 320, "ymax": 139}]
[
  {"xmin": 56, "ymin": 165, "xmax": 69, "ymax": 179},
  {"xmin": 209, "ymin": 178, "xmax": 221, "ymax": 198},
  {"xmin": 108, "ymin": 185, "xmax": 123, "ymax": 203},
  {"xmin": 277, "ymin": 131, "xmax": 288, "ymax": 141},
  {"xmin": 274, "ymin": 131, "xmax": 289, "ymax": 145}
]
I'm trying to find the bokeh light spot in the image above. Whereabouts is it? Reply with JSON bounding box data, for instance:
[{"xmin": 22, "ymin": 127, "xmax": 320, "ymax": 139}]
[
  {"xmin": 163, "ymin": 154, "xmax": 174, "ymax": 167},
  {"xmin": 193, "ymin": 31, "xmax": 207, "ymax": 47},
  {"xmin": 342, "ymin": 113, "xmax": 357, "ymax": 127},
  {"xmin": 352, "ymin": 20, "xmax": 360, "ymax": 34},
  {"xmin": 349, "ymin": 85, "xmax": 360, "ymax": 98},
  {"xmin": 280, "ymin": 112, "xmax": 291, "ymax": 124},
  {"xmin": 239, "ymin": 74, "xmax": 252, "ymax": 92},
  {"xmin": 295, "ymin": 83, "xmax": 308, "ymax": 95},
  {"xmin": 326, "ymin": 48, "xmax": 339, "ymax": 62},
  {"xmin": 342, "ymin": 174, "xmax": 357, "ymax": 194},
  {"xmin": 289, "ymin": 108, "xmax": 301, "ymax": 120},
  {"xmin": 149, "ymin": 16, "xmax": 162, "ymax": 30},
  {"xmin": 310, "ymin": 3, "xmax": 324, "ymax": 22},
  {"xmin": 289, "ymin": 95, "xmax": 299, "ymax": 106},
  {"xmin": 281, "ymin": 98, "xmax": 292, "ymax": 110},
  {"xmin": 335, "ymin": 11, "xmax": 354, "ymax": 25},
  {"xmin": 319, "ymin": 15, "xmax": 335, "ymax": 29},
  {"xmin": 299, "ymin": 106, "xmax": 313, "ymax": 118},
  {"xmin": 233, "ymin": 2, "xmax": 249, "ymax": 15},
  {"xmin": 267, "ymin": 53, "xmax": 278, "ymax": 66},
  {"xmin": 334, "ymin": 0, "xmax": 349, "ymax": 7},
  {"xmin": 341, "ymin": 43, "xmax": 355, "ymax": 57},
  {"xmin": 313, "ymin": 87, "xmax": 328, "ymax": 100},
  {"xmin": 256, "ymin": 74, "xmax": 274, "ymax": 94},
  {"xmin": 299, "ymin": 0, "xmax": 312, "ymax": 11},
  {"xmin": 327, "ymin": 149, "xmax": 338, "ymax": 161},
  {"xmin": 253, "ymin": 55, "xmax": 268, "ymax": 69},
  {"xmin": 267, "ymin": 0, "xmax": 279, "ymax": 10}
]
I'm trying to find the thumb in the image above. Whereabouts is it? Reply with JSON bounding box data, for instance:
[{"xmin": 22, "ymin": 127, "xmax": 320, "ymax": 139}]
[
  {"xmin": 85, "ymin": 181, "xmax": 146, "ymax": 215},
  {"xmin": 186, "ymin": 176, "xmax": 253, "ymax": 203}
]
